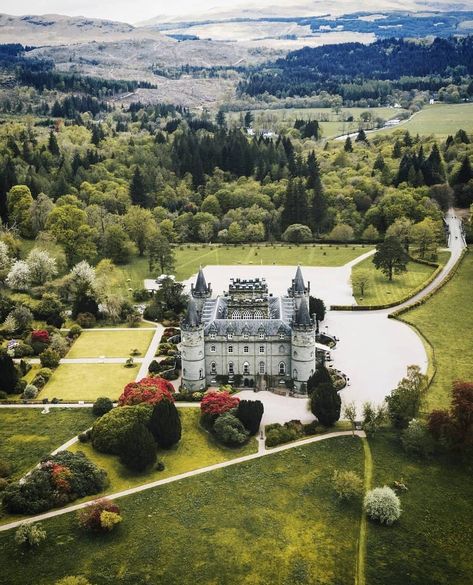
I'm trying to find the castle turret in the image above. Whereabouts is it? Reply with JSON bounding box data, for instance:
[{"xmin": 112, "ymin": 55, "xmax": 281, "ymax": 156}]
[
  {"xmin": 289, "ymin": 265, "xmax": 310, "ymax": 301},
  {"xmin": 191, "ymin": 267, "xmax": 212, "ymax": 315},
  {"xmin": 180, "ymin": 298, "xmax": 206, "ymax": 392},
  {"xmin": 291, "ymin": 296, "xmax": 316, "ymax": 394}
]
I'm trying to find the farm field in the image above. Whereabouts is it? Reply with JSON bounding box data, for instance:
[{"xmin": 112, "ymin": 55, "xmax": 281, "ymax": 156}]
[
  {"xmin": 352, "ymin": 251, "xmax": 450, "ymax": 306},
  {"xmin": 400, "ymin": 249, "xmax": 473, "ymax": 411},
  {"xmin": 0, "ymin": 408, "xmax": 95, "ymax": 480},
  {"xmin": 69, "ymin": 408, "xmax": 258, "ymax": 493},
  {"xmin": 37, "ymin": 364, "xmax": 137, "ymax": 401},
  {"xmin": 378, "ymin": 103, "xmax": 473, "ymax": 138},
  {"xmin": 366, "ymin": 432, "xmax": 473, "ymax": 585},
  {"xmin": 66, "ymin": 330, "xmax": 154, "ymax": 359},
  {"xmin": 0, "ymin": 436, "xmax": 364, "ymax": 585}
]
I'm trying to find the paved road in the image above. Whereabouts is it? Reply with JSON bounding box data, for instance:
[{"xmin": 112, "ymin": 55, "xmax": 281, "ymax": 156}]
[{"xmin": 0, "ymin": 430, "xmax": 364, "ymax": 533}]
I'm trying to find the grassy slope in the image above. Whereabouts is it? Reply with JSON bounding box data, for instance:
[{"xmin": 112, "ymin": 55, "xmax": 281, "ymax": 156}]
[
  {"xmin": 366, "ymin": 432, "xmax": 473, "ymax": 585},
  {"xmin": 69, "ymin": 409, "xmax": 258, "ymax": 493},
  {"xmin": 66, "ymin": 330, "xmax": 154, "ymax": 359},
  {"xmin": 401, "ymin": 250, "xmax": 473, "ymax": 411},
  {"xmin": 0, "ymin": 437, "xmax": 364, "ymax": 585},
  {"xmin": 352, "ymin": 251, "xmax": 450, "ymax": 306},
  {"xmin": 378, "ymin": 103, "xmax": 473, "ymax": 138},
  {"xmin": 38, "ymin": 364, "xmax": 137, "ymax": 401},
  {"xmin": 0, "ymin": 408, "xmax": 95, "ymax": 479}
]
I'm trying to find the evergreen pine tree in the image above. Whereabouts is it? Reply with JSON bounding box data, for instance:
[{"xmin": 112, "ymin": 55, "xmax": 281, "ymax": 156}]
[
  {"xmin": 0, "ymin": 351, "xmax": 19, "ymax": 394},
  {"xmin": 453, "ymin": 156, "xmax": 473, "ymax": 186},
  {"xmin": 281, "ymin": 180, "xmax": 296, "ymax": 231},
  {"xmin": 310, "ymin": 381, "xmax": 341, "ymax": 427},
  {"xmin": 129, "ymin": 167, "xmax": 147, "ymax": 207},
  {"xmin": 344, "ymin": 136, "xmax": 353, "ymax": 152},
  {"xmin": 355, "ymin": 129, "xmax": 368, "ymax": 143},
  {"xmin": 119, "ymin": 422, "xmax": 157, "ymax": 472},
  {"xmin": 148, "ymin": 400, "xmax": 182, "ymax": 448},
  {"xmin": 236, "ymin": 400, "xmax": 264, "ymax": 436},
  {"xmin": 392, "ymin": 139, "xmax": 402, "ymax": 158},
  {"xmin": 48, "ymin": 131, "xmax": 60, "ymax": 156}
]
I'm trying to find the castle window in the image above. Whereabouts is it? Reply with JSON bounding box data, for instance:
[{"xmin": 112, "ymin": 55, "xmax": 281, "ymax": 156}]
[
  {"xmin": 227, "ymin": 333, "xmax": 233, "ymax": 340},
  {"xmin": 228, "ymin": 362, "xmax": 234, "ymax": 374},
  {"xmin": 279, "ymin": 333, "xmax": 285, "ymax": 339},
  {"xmin": 279, "ymin": 345, "xmax": 285, "ymax": 353},
  {"xmin": 259, "ymin": 361, "xmax": 265, "ymax": 374},
  {"xmin": 244, "ymin": 346, "xmax": 249, "ymax": 353},
  {"xmin": 228, "ymin": 345, "xmax": 233, "ymax": 353},
  {"xmin": 183, "ymin": 368, "xmax": 187, "ymax": 376},
  {"xmin": 259, "ymin": 332, "xmax": 265, "ymax": 339},
  {"xmin": 279, "ymin": 362, "xmax": 286, "ymax": 375},
  {"xmin": 259, "ymin": 346, "xmax": 265, "ymax": 353},
  {"xmin": 293, "ymin": 369, "xmax": 298, "ymax": 379},
  {"xmin": 199, "ymin": 368, "xmax": 203, "ymax": 379},
  {"xmin": 210, "ymin": 332, "xmax": 216, "ymax": 339},
  {"xmin": 210, "ymin": 345, "xmax": 216, "ymax": 353},
  {"xmin": 210, "ymin": 362, "xmax": 217, "ymax": 374},
  {"xmin": 243, "ymin": 362, "xmax": 250, "ymax": 375}
]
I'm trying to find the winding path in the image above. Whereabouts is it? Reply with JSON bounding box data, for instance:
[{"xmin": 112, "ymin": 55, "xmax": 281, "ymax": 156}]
[{"xmin": 0, "ymin": 430, "xmax": 365, "ymax": 533}]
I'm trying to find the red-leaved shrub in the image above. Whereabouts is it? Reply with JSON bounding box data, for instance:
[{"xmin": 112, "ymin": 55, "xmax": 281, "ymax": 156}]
[
  {"xmin": 118, "ymin": 377, "xmax": 175, "ymax": 406},
  {"xmin": 77, "ymin": 498, "xmax": 121, "ymax": 532},
  {"xmin": 201, "ymin": 391, "xmax": 240, "ymax": 416},
  {"xmin": 31, "ymin": 330, "xmax": 50, "ymax": 344}
]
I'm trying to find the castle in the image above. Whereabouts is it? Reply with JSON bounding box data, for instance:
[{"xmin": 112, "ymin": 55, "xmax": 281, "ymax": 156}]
[{"xmin": 180, "ymin": 267, "xmax": 317, "ymax": 395}]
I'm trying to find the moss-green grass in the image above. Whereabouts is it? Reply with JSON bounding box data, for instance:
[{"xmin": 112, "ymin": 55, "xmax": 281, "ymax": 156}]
[
  {"xmin": 0, "ymin": 436, "xmax": 364, "ymax": 585},
  {"xmin": 0, "ymin": 408, "xmax": 95, "ymax": 479},
  {"xmin": 366, "ymin": 432, "xmax": 473, "ymax": 585},
  {"xmin": 400, "ymin": 249, "xmax": 473, "ymax": 411},
  {"xmin": 69, "ymin": 408, "xmax": 257, "ymax": 492},
  {"xmin": 66, "ymin": 330, "xmax": 154, "ymax": 359},
  {"xmin": 378, "ymin": 103, "xmax": 473, "ymax": 138},
  {"xmin": 352, "ymin": 251, "xmax": 450, "ymax": 306},
  {"xmin": 38, "ymin": 364, "xmax": 137, "ymax": 401}
]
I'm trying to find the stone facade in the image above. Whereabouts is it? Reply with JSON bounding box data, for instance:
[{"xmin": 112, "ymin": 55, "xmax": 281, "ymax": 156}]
[{"xmin": 181, "ymin": 267, "xmax": 316, "ymax": 395}]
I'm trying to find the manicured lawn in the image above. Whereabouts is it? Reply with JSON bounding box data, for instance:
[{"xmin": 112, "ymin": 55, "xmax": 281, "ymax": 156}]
[
  {"xmin": 66, "ymin": 330, "xmax": 154, "ymax": 359},
  {"xmin": 0, "ymin": 436, "xmax": 364, "ymax": 585},
  {"xmin": 366, "ymin": 432, "xmax": 473, "ymax": 585},
  {"xmin": 0, "ymin": 408, "xmax": 95, "ymax": 479},
  {"xmin": 38, "ymin": 364, "xmax": 137, "ymax": 401},
  {"xmin": 379, "ymin": 103, "xmax": 473, "ymax": 138},
  {"xmin": 69, "ymin": 408, "xmax": 258, "ymax": 492},
  {"xmin": 400, "ymin": 249, "xmax": 473, "ymax": 411},
  {"xmin": 352, "ymin": 251, "xmax": 450, "ymax": 306},
  {"xmin": 117, "ymin": 244, "xmax": 374, "ymax": 284}
]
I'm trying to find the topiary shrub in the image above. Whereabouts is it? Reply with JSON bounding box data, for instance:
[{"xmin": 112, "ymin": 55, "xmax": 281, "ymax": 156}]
[
  {"xmin": 213, "ymin": 413, "xmax": 249, "ymax": 446},
  {"xmin": 37, "ymin": 368, "xmax": 53, "ymax": 381},
  {"xmin": 148, "ymin": 400, "xmax": 181, "ymax": 448},
  {"xmin": 77, "ymin": 498, "xmax": 122, "ymax": 532},
  {"xmin": 364, "ymin": 486, "xmax": 402, "ymax": 525},
  {"xmin": 148, "ymin": 360, "xmax": 161, "ymax": 374},
  {"xmin": 39, "ymin": 348, "xmax": 60, "ymax": 369},
  {"xmin": 91, "ymin": 405, "xmax": 152, "ymax": 454},
  {"xmin": 119, "ymin": 422, "xmax": 157, "ymax": 472},
  {"xmin": 236, "ymin": 400, "xmax": 264, "ymax": 435},
  {"xmin": 92, "ymin": 396, "xmax": 114, "ymax": 417}
]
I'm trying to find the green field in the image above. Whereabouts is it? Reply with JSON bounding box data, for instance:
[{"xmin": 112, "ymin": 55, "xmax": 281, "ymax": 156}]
[
  {"xmin": 38, "ymin": 364, "xmax": 137, "ymax": 401},
  {"xmin": 0, "ymin": 408, "xmax": 95, "ymax": 479},
  {"xmin": 400, "ymin": 249, "xmax": 473, "ymax": 411},
  {"xmin": 366, "ymin": 432, "xmax": 473, "ymax": 585},
  {"xmin": 352, "ymin": 251, "xmax": 450, "ymax": 306},
  {"xmin": 0, "ymin": 436, "xmax": 365, "ymax": 585},
  {"xmin": 116, "ymin": 244, "xmax": 373, "ymax": 285},
  {"xmin": 66, "ymin": 330, "xmax": 154, "ymax": 359},
  {"xmin": 69, "ymin": 408, "xmax": 257, "ymax": 493},
  {"xmin": 379, "ymin": 103, "xmax": 473, "ymax": 138},
  {"xmin": 229, "ymin": 106, "xmax": 408, "ymax": 138}
]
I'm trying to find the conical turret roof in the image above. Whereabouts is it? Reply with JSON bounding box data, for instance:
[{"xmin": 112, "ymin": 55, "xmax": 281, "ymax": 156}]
[
  {"xmin": 182, "ymin": 298, "xmax": 200, "ymax": 327},
  {"xmin": 293, "ymin": 265, "xmax": 305, "ymax": 294},
  {"xmin": 294, "ymin": 297, "xmax": 312, "ymax": 327},
  {"xmin": 194, "ymin": 267, "xmax": 208, "ymax": 294}
]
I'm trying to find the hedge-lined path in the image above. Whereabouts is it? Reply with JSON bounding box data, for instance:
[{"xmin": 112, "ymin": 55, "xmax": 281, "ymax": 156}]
[{"xmin": 0, "ymin": 430, "xmax": 364, "ymax": 533}]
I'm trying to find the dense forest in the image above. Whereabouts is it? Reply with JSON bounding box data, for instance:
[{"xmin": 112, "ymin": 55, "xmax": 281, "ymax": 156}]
[{"xmin": 239, "ymin": 37, "xmax": 473, "ymax": 103}]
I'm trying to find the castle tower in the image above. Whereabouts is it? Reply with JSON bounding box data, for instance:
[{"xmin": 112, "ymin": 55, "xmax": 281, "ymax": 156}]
[
  {"xmin": 289, "ymin": 265, "xmax": 310, "ymax": 302},
  {"xmin": 191, "ymin": 267, "xmax": 212, "ymax": 315},
  {"xmin": 291, "ymin": 296, "xmax": 316, "ymax": 395},
  {"xmin": 180, "ymin": 298, "xmax": 206, "ymax": 392}
]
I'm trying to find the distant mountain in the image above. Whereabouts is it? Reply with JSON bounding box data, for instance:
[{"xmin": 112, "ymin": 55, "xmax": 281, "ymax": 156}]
[{"xmin": 0, "ymin": 13, "xmax": 166, "ymax": 45}]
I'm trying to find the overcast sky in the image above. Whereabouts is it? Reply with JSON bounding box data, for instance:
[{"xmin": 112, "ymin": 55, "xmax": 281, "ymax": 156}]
[{"xmin": 0, "ymin": 0, "xmax": 254, "ymax": 23}]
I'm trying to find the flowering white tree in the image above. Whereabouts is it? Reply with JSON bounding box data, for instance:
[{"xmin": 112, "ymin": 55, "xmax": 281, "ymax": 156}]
[
  {"xmin": 69, "ymin": 261, "xmax": 96, "ymax": 296},
  {"xmin": 6, "ymin": 260, "xmax": 31, "ymax": 291},
  {"xmin": 26, "ymin": 249, "xmax": 58, "ymax": 285},
  {"xmin": 364, "ymin": 486, "xmax": 401, "ymax": 525},
  {"xmin": 0, "ymin": 241, "xmax": 11, "ymax": 272}
]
